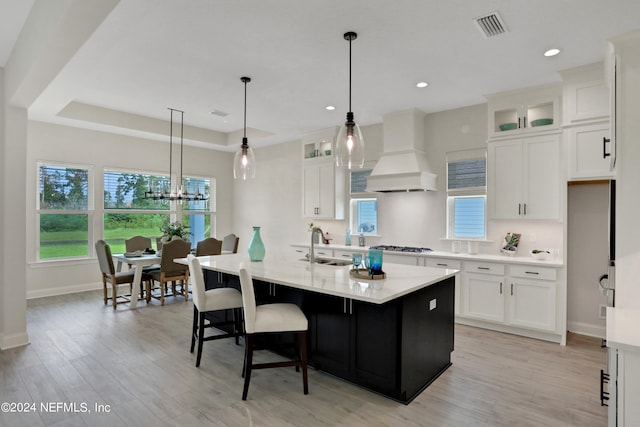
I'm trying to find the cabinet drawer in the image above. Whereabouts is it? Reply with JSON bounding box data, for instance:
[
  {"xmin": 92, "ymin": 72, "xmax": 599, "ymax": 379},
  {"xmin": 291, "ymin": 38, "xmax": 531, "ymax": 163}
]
[
  {"xmin": 426, "ymin": 258, "xmax": 462, "ymax": 270},
  {"xmin": 465, "ymin": 261, "xmax": 505, "ymax": 275},
  {"xmin": 510, "ymin": 264, "xmax": 557, "ymax": 281}
]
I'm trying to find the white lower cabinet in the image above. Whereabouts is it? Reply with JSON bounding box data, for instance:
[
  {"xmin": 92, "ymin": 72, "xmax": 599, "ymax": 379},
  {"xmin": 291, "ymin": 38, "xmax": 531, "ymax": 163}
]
[
  {"xmin": 462, "ymin": 262, "xmax": 505, "ymax": 322},
  {"xmin": 508, "ymin": 265, "xmax": 557, "ymax": 332},
  {"xmin": 461, "ymin": 261, "xmax": 559, "ymax": 337}
]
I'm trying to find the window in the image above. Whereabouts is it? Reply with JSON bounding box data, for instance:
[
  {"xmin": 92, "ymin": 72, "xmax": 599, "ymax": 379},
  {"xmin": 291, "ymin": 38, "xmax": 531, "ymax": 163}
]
[
  {"xmin": 38, "ymin": 162, "xmax": 93, "ymax": 259},
  {"xmin": 446, "ymin": 149, "xmax": 487, "ymax": 239},
  {"xmin": 181, "ymin": 176, "xmax": 216, "ymax": 247},
  {"xmin": 103, "ymin": 170, "xmax": 215, "ymax": 253},
  {"xmin": 350, "ymin": 169, "xmax": 378, "ymax": 234}
]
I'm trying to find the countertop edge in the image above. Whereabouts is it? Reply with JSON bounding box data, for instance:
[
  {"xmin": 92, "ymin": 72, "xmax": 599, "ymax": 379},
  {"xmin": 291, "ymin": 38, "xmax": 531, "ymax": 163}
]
[{"xmin": 290, "ymin": 243, "xmax": 564, "ymax": 267}]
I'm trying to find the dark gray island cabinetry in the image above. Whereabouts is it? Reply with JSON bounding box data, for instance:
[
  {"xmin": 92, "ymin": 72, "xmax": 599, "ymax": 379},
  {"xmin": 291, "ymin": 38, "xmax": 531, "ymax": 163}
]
[{"xmin": 191, "ymin": 254, "xmax": 457, "ymax": 404}]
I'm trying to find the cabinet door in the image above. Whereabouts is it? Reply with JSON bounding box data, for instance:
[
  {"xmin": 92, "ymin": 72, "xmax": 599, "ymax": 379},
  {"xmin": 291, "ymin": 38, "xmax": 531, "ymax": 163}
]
[
  {"xmin": 569, "ymin": 123, "xmax": 614, "ymax": 180},
  {"xmin": 303, "ymin": 164, "xmax": 320, "ymax": 217},
  {"xmin": 489, "ymin": 140, "xmax": 523, "ymax": 219},
  {"xmin": 523, "ymin": 135, "xmax": 561, "ymax": 219},
  {"xmin": 307, "ymin": 293, "xmax": 351, "ymax": 378},
  {"xmin": 508, "ymin": 278, "xmax": 556, "ymax": 332},
  {"xmin": 462, "ymin": 273, "xmax": 505, "ymax": 323},
  {"xmin": 316, "ymin": 161, "xmax": 335, "ymax": 218},
  {"xmin": 384, "ymin": 253, "xmax": 419, "ymax": 266}
]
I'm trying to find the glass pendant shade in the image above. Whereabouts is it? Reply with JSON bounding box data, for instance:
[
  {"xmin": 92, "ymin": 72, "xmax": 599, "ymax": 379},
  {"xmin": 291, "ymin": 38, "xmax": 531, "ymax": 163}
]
[
  {"xmin": 335, "ymin": 112, "xmax": 365, "ymax": 169},
  {"xmin": 233, "ymin": 138, "xmax": 256, "ymax": 180}
]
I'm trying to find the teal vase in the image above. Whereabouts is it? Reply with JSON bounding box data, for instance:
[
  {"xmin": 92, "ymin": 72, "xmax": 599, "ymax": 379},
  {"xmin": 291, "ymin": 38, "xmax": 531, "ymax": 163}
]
[{"xmin": 247, "ymin": 226, "xmax": 265, "ymax": 262}]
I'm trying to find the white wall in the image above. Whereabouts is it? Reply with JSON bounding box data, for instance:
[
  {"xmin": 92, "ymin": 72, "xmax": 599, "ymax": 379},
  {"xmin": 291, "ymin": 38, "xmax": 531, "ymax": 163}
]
[
  {"xmin": 234, "ymin": 103, "xmax": 564, "ymax": 258},
  {"xmin": 25, "ymin": 121, "xmax": 234, "ymax": 297},
  {"xmin": 567, "ymin": 183, "xmax": 609, "ymax": 336}
]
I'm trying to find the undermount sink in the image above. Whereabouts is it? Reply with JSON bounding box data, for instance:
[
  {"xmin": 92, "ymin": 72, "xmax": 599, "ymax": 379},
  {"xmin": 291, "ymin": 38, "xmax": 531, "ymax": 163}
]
[{"xmin": 299, "ymin": 258, "xmax": 352, "ymax": 267}]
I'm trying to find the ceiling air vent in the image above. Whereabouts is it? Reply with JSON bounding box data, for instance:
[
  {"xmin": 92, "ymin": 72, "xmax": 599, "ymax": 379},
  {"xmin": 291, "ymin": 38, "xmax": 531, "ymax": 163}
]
[{"xmin": 474, "ymin": 12, "xmax": 508, "ymax": 38}]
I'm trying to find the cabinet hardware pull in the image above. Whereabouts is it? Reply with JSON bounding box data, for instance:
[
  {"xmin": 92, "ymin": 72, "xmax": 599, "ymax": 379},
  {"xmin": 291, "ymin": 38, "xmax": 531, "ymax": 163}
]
[
  {"xmin": 500, "ymin": 282, "xmax": 503, "ymax": 294},
  {"xmin": 342, "ymin": 254, "xmax": 350, "ymax": 257},
  {"xmin": 518, "ymin": 203, "xmax": 522, "ymax": 215},
  {"xmin": 437, "ymin": 263, "xmax": 448, "ymax": 267},
  {"xmin": 603, "ymin": 137, "xmax": 611, "ymax": 159},
  {"xmin": 343, "ymin": 298, "xmax": 347, "ymax": 314},
  {"xmin": 349, "ymin": 299, "xmax": 353, "ymax": 315},
  {"xmin": 477, "ymin": 266, "xmax": 490, "ymax": 270},
  {"xmin": 525, "ymin": 271, "xmax": 539, "ymax": 275},
  {"xmin": 518, "ymin": 117, "xmax": 521, "ymax": 128},
  {"xmin": 600, "ymin": 369, "xmax": 610, "ymax": 406},
  {"xmin": 523, "ymin": 203, "xmax": 527, "ymax": 215},
  {"xmin": 511, "ymin": 283, "xmax": 514, "ymax": 295},
  {"xmin": 523, "ymin": 116, "xmax": 527, "ymax": 128}
]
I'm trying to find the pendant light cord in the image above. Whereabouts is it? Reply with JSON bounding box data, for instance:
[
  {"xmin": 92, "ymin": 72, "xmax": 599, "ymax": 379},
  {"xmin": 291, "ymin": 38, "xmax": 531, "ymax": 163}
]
[
  {"xmin": 244, "ymin": 79, "xmax": 247, "ymax": 139},
  {"xmin": 348, "ymin": 36, "xmax": 352, "ymax": 112},
  {"xmin": 168, "ymin": 108, "xmax": 173, "ymax": 190}
]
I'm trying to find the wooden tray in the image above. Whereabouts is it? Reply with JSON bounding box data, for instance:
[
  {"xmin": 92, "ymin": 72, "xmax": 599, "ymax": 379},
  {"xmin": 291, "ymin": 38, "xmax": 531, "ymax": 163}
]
[{"xmin": 349, "ymin": 269, "xmax": 386, "ymax": 280}]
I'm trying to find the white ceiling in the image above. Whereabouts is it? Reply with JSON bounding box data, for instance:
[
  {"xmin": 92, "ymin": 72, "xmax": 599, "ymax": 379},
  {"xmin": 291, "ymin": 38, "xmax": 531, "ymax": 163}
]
[{"xmin": 5, "ymin": 0, "xmax": 640, "ymax": 151}]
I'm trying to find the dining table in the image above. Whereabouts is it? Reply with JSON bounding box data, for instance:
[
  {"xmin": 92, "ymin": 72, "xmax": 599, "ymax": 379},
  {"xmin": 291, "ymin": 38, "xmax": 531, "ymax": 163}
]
[{"xmin": 113, "ymin": 252, "xmax": 161, "ymax": 309}]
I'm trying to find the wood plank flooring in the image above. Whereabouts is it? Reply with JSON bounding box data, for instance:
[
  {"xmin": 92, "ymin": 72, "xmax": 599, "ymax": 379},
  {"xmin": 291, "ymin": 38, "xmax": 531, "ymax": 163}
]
[{"xmin": 0, "ymin": 291, "xmax": 607, "ymax": 426}]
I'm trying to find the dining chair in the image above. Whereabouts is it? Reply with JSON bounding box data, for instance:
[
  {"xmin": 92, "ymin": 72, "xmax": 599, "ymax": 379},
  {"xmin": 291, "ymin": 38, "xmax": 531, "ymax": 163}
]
[
  {"xmin": 195, "ymin": 237, "xmax": 223, "ymax": 256},
  {"xmin": 222, "ymin": 233, "xmax": 240, "ymax": 253},
  {"xmin": 125, "ymin": 235, "xmax": 160, "ymax": 279},
  {"xmin": 187, "ymin": 254, "xmax": 243, "ymax": 367},
  {"xmin": 125, "ymin": 235, "xmax": 152, "ymax": 252},
  {"xmin": 149, "ymin": 238, "xmax": 191, "ymax": 305},
  {"xmin": 238, "ymin": 264, "xmax": 309, "ymax": 400},
  {"xmin": 95, "ymin": 240, "xmax": 152, "ymax": 309}
]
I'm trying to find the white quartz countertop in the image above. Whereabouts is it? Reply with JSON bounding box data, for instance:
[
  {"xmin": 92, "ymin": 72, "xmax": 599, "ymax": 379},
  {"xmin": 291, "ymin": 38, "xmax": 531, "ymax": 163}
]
[
  {"xmin": 178, "ymin": 253, "xmax": 458, "ymax": 304},
  {"xmin": 606, "ymin": 307, "xmax": 640, "ymax": 352},
  {"xmin": 291, "ymin": 243, "xmax": 564, "ymax": 267}
]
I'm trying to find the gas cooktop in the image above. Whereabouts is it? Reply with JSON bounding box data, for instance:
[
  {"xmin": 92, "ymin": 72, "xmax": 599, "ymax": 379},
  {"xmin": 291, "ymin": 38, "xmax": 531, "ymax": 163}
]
[{"xmin": 369, "ymin": 245, "xmax": 432, "ymax": 253}]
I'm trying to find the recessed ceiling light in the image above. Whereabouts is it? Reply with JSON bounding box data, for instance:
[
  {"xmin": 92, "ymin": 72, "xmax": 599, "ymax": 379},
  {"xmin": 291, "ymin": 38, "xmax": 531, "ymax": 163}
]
[
  {"xmin": 325, "ymin": 105, "xmax": 335, "ymax": 111},
  {"xmin": 544, "ymin": 48, "xmax": 560, "ymax": 57},
  {"xmin": 416, "ymin": 82, "xmax": 429, "ymax": 88}
]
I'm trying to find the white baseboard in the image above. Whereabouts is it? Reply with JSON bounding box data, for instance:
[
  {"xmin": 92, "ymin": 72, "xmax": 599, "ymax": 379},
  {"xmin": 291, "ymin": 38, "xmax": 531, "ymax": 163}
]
[
  {"xmin": 27, "ymin": 282, "xmax": 102, "ymax": 300},
  {"xmin": 567, "ymin": 321, "xmax": 606, "ymax": 339},
  {"xmin": 0, "ymin": 331, "xmax": 30, "ymax": 350}
]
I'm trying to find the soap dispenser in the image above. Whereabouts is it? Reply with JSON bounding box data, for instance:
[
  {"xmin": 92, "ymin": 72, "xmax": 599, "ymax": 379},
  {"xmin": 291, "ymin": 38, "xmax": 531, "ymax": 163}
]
[{"xmin": 345, "ymin": 229, "xmax": 351, "ymax": 246}]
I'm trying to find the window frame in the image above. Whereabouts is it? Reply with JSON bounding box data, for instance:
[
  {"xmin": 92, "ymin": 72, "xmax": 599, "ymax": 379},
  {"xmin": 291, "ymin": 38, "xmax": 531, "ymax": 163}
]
[
  {"xmin": 446, "ymin": 149, "xmax": 487, "ymax": 240},
  {"xmin": 349, "ymin": 164, "xmax": 379, "ymax": 236},
  {"xmin": 36, "ymin": 161, "xmax": 95, "ymax": 261}
]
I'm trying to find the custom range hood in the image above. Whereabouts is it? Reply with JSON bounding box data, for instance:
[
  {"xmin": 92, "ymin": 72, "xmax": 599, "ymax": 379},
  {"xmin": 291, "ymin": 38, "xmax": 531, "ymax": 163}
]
[{"xmin": 366, "ymin": 109, "xmax": 438, "ymax": 192}]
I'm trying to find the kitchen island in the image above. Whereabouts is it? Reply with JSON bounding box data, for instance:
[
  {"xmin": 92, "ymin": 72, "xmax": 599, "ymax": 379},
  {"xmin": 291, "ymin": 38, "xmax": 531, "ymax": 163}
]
[{"xmin": 182, "ymin": 253, "xmax": 458, "ymax": 404}]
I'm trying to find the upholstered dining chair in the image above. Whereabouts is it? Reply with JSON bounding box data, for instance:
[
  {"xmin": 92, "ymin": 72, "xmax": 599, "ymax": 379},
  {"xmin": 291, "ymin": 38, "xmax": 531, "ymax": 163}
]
[
  {"xmin": 149, "ymin": 239, "xmax": 191, "ymax": 305},
  {"xmin": 195, "ymin": 237, "xmax": 223, "ymax": 256},
  {"xmin": 238, "ymin": 264, "xmax": 309, "ymax": 400},
  {"xmin": 95, "ymin": 240, "xmax": 152, "ymax": 309},
  {"xmin": 125, "ymin": 235, "xmax": 160, "ymax": 278},
  {"xmin": 125, "ymin": 235, "xmax": 152, "ymax": 253},
  {"xmin": 222, "ymin": 233, "xmax": 240, "ymax": 253},
  {"xmin": 186, "ymin": 254, "xmax": 243, "ymax": 367}
]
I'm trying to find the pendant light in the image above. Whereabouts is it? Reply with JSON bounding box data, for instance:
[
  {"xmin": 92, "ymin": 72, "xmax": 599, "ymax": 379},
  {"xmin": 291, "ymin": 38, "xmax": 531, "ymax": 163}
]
[
  {"xmin": 233, "ymin": 76, "xmax": 256, "ymax": 180},
  {"xmin": 335, "ymin": 31, "xmax": 365, "ymax": 170},
  {"xmin": 144, "ymin": 108, "xmax": 208, "ymax": 201}
]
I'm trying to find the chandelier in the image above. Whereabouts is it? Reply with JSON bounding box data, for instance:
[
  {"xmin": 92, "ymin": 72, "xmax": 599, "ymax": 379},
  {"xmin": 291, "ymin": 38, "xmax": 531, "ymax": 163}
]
[{"xmin": 144, "ymin": 108, "xmax": 208, "ymax": 201}]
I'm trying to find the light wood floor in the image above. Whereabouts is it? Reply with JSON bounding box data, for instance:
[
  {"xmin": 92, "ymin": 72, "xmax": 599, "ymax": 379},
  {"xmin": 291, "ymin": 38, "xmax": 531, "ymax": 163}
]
[{"xmin": 0, "ymin": 291, "xmax": 607, "ymax": 427}]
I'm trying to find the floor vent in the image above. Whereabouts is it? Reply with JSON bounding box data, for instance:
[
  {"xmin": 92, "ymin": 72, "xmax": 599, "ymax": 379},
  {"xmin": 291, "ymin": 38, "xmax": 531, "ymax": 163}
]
[{"xmin": 474, "ymin": 12, "xmax": 508, "ymax": 38}]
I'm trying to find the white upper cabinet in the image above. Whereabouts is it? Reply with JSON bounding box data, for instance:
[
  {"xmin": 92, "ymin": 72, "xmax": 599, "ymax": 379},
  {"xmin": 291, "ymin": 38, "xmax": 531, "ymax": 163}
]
[
  {"xmin": 560, "ymin": 62, "xmax": 615, "ymax": 180},
  {"xmin": 488, "ymin": 134, "xmax": 561, "ymax": 220},
  {"xmin": 486, "ymin": 84, "xmax": 561, "ymax": 139},
  {"xmin": 567, "ymin": 122, "xmax": 615, "ymax": 180},
  {"xmin": 560, "ymin": 62, "xmax": 610, "ymax": 125},
  {"xmin": 302, "ymin": 128, "xmax": 346, "ymax": 219}
]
